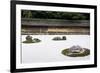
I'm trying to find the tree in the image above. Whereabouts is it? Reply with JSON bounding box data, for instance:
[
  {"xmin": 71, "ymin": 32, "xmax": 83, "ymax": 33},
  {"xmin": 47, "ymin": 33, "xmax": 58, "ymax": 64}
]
[
  {"xmin": 21, "ymin": 10, "xmax": 90, "ymax": 20},
  {"xmin": 22, "ymin": 10, "xmax": 32, "ymax": 18}
]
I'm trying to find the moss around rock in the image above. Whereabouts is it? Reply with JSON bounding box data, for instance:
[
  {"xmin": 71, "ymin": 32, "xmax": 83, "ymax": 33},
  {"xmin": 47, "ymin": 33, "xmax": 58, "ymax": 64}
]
[
  {"xmin": 52, "ymin": 36, "xmax": 67, "ymax": 41},
  {"xmin": 61, "ymin": 48, "xmax": 90, "ymax": 57},
  {"xmin": 23, "ymin": 35, "xmax": 41, "ymax": 43}
]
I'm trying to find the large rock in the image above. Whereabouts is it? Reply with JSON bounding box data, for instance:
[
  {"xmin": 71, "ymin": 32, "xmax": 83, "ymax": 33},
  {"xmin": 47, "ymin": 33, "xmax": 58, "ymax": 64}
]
[
  {"xmin": 23, "ymin": 35, "xmax": 41, "ymax": 43},
  {"xmin": 69, "ymin": 45, "xmax": 83, "ymax": 53},
  {"xmin": 61, "ymin": 46, "xmax": 90, "ymax": 57}
]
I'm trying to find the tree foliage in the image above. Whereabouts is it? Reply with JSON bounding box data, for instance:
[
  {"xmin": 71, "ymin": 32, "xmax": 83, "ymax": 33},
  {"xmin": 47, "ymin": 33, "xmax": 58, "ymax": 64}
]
[{"xmin": 21, "ymin": 10, "xmax": 90, "ymax": 20}]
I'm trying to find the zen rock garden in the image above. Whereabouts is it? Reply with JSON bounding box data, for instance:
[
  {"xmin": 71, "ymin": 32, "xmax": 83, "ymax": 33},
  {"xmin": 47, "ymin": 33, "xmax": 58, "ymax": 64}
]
[
  {"xmin": 23, "ymin": 35, "xmax": 67, "ymax": 44},
  {"xmin": 23, "ymin": 35, "xmax": 90, "ymax": 57},
  {"xmin": 62, "ymin": 45, "xmax": 90, "ymax": 57},
  {"xmin": 23, "ymin": 35, "xmax": 41, "ymax": 43}
]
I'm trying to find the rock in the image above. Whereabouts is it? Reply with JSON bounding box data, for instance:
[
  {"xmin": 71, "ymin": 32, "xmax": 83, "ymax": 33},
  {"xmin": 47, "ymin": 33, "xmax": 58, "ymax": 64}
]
[
  {"xmin": 23, "ymin": 35, "xmax": 41, "ymax": 43},
  {"xmin": 52, "ymin": 36, "xmax": 62, "ymax": 40},
  {"xmin": 62, "ymin": 36, "xmax": 66, "ymax": 40},
  {"xmin": 26, "ymin": 35, "xmax": 33, "ymax": 41},
  {"xmin": 61, "ymin": 46, "xmax": 90, "ymax": 57},
  {"xmin": 52, "ymin": 36, "xmax": 67, "ymax": 40},
  {"xmin": 69, "ymin": 45, "xmax": 83, "ymax": 53}
]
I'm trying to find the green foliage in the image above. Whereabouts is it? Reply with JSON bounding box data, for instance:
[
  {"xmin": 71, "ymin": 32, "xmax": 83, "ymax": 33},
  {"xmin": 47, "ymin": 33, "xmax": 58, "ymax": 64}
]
[
  {"xmin": 22, "ymin": 10, "xmax": 32, "ymax": 18},
  {"xmin": 21, "ymin": 10, "xmax": 90, "ymax": 20}
]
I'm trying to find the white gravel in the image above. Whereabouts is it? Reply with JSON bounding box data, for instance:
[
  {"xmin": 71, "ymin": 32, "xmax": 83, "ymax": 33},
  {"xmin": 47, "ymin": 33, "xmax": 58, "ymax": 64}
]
[{"xmin": 21, "ymin": 35, "xmax": 90, "ymax": 64}]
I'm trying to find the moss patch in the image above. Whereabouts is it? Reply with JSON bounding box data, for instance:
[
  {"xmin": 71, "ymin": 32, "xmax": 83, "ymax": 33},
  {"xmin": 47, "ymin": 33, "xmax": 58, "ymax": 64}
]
[
  {"xmin": 23, "ymin": 39, "xmax": 41, "ymax": 43},
  {"xmin": 61, "ymin": 48, "xmax": 90, "ymax": 57}
]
